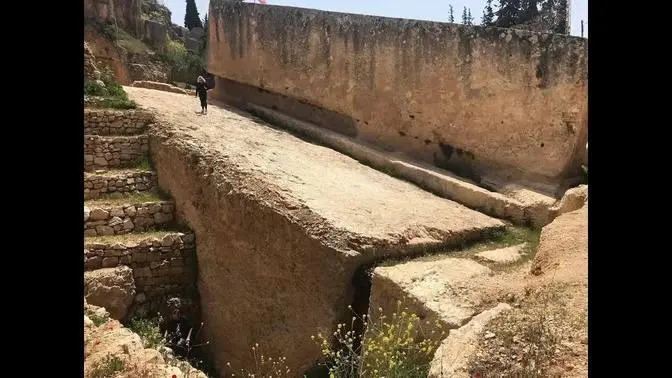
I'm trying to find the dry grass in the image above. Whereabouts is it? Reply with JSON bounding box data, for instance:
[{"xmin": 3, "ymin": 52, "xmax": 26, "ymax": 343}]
[
  {"xmin": 311, "ymin": 302, "xmax": 445, "ymax": 378},
  {"xmin": 84, "ymin": 230, "xmax": 173, "ymax": 245},
  {"xmin": 89, "ymin": 355, "xmax": 126, "ymax": 378},
  {"xmin": 467, "ymin": 282, "xmax": 588, "ymax": 377},
  {"xmin": 85, "ymin": 190, "xmax": 169, "ymax": 207},
  {"xmin": 377, "ymin": 226, "xmax": 540, "ymax": 269}
]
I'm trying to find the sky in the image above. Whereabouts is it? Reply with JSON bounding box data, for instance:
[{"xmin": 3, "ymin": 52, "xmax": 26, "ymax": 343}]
[{"xmin": 163, "ymin": 0, "xmax": 587, "ymax": 38}]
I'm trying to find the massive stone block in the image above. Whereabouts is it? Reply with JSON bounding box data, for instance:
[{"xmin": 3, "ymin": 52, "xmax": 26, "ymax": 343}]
[
  {"xmin": 207, "ymin": 1, "xmax": 588, "ymax": 193},
  {"xmin": 129, "ymin": 86, "xmax": 505, "ymax": 375}
]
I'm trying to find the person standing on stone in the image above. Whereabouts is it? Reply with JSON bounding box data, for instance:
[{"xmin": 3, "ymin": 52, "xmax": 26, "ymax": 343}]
[{"xmin": 195, "ymin": 76, "xmax": 209, "ymax": 115}]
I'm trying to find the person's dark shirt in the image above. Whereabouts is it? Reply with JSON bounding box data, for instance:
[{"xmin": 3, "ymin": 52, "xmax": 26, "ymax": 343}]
[{"xmin": 196, "ymin": 82, "xmax": 208, "ymax": 97}]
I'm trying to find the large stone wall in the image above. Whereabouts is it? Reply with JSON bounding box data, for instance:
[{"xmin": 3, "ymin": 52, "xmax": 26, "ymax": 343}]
[
  {"xmin": 84, "ymin": 201, "xmax": 175, "ymax": 236},
  {"xmin": 207, "ymin": 1, "xmax": 588, "ymax": 192},
  {"xmin": 84, "ymin": 170, "xmax": 158, "ymax": 200},
  {"xmin": 84, "ymin": 108, "xmax": 154, "ymax": 136},
  {"xmin": 84, "ymin": 232, "xmax": 198, "ymax": 319},
  {"xmin": 84, "ymin": 135, "xmax": 149, "ymax": 171}
]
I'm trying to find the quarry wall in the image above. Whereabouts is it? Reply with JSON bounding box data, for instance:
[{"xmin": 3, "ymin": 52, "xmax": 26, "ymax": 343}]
[{"xmin": 207, "ymin": 1, "xmax": 588, "ymax": 191}]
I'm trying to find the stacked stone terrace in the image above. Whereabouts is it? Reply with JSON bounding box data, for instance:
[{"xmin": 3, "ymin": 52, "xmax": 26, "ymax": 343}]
[{"xmin": 83, "ymin": 108, "xmax": 198, "ymax": 319}]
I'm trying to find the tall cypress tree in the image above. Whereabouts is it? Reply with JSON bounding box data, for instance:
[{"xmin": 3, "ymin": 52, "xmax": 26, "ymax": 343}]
[
  {"xmin": 462, "ymin": 6, "xmax": 469, "ymax": 24},
  {"xmin": 201, "ymin": 13, "xmax": 209, "ymax": 51},
  {"xmin": 494, "ymin": 0, "xmax": 522, "ymax": 28},
  {"xmin": 467, "ymin": 8, "xmax": 473, "ymax": 25},
  {"xmin": 449, "ymin": 5, "xmax": 455, "ymax": 23},
  {"xmin": 185, "ymin": 0, "xmax": 203, "ymax": 30},
  {"xmin": 482, "ymin": 0, "xmax": 495, "ymax": 26}
]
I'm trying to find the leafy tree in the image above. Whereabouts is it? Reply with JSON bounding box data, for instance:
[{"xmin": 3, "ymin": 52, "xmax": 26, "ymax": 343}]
[
  {"xmin": 184, "ymin": 0, "xmax": 203, "ymax": 30},
  {"xmin": 462, "ymin": 6, "xmax": 469, "ymax": 24},
  {"xmin": 449, "ymin": 4, "xmax": 455, "ymax": 23},
  {"xmin": 553, "ymin": 0, "xmax": 568, "ymax": 34},
  {"xmin": 518, "ymin": 0, "xmax": 540, "ymax": 24}
]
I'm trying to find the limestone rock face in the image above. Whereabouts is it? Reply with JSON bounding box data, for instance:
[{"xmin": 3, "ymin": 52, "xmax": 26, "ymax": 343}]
[
  {"xmin": 130, "ymin": 85, "xmax": 505, "ymax": 375},
  {"xmin": 428, "ymin": 303, "xmax": 513, "ymax": 378},
  {"xmin": 131, "ymin": 81, "xmax": 188, "ymax": 94},
  {"xmin": 531, "ymin": 204, "xmax": 588, "ymax": 282},
  {"xmin": 84, "ymin": 266, "xmax": 136, "ymax": 321},
  {"xmin": 84, "ymin": 0, "xmax": 142, "ymax": 37},
  {"xmin": 553, "ymin": 184, "xmax": 588, "ymax": 216},
  {"xmin": 142, "ymin": 19, "xmax": 168, "ymax": 51},
  {"xmin": 84, "ymin": 42, "xmax": 99, "ymax": 80}
]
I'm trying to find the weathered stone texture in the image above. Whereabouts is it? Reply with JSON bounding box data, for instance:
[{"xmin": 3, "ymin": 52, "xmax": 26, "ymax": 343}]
[
  {"xmin": 131, "ymin": 81, "xmax": 188, "ymax": 94},
  {"xmin": 84, "ymin": 135, "xmax": 149, "ymax": 171},
  {"xmin": 84, "ymin": 232, "xmax": 197, "ymax": 318},
  {"xmin": 142, "ymin": 99, "xmax": 504, "ymax": 375},
  {"xmin": 208, "ymin": 1, "xmax": 588, "ymax": 190},
  {"xmin": 84, "ymin": 170, "xmax": 157, "ymax": 200},
  {"xmin": 84, "ymin": 108, "xmax": 154, "ymax": 136},
  {"xmin": 84, "ymin": 265, "xmax": 136, "ymax": 321},
  {"xmin": 84, "ymin": 201, "xmax": 174, "ymax": 236},
  {"xmin": 84, "ymin": 0, "xmax": 142, "ymax": 37}
]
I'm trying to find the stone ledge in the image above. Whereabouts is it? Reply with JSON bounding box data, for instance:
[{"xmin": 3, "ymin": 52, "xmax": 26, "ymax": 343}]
[
  {"xmin": 474, "ymin": 244, "xmax": 527, "ymax": 264},
  {"xmin": 84, "ymin": 170, "xmax": 158, "ymax": 200},
  {"xmin": 247, "ymin": 104, "xmax": 562, "ymax": 228},
  {"xmin": 84, "ymin": 108, "xmax": 154, "ymax": 136},
  {"xmin": 84, "ymin": 200, "xmax": 175, "ymax": 236},
  {"xmin": 131, "ymin": 81, "xmax": 189, "ymax": 95},
  {"xmin": 368, "ymin": 257, "xmax": 492, "ymax": 332},
  {"xmin": 84, "ymin": 135, "xmax": 149, "ymax": 171}
]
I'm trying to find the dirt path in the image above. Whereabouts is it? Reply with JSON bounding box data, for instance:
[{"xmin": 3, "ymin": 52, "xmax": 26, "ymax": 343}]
[{"xmin": 126, "ymin": 87, "xmax": 503, "ymax": 244}]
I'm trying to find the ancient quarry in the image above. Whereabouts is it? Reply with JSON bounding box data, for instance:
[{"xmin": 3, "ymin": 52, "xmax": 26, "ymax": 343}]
[{"xmin": 83, "ymin": 1, "xmax": 588, "ymax": 378}]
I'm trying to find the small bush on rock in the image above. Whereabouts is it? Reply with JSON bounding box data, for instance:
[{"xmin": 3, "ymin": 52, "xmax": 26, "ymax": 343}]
[
  {"xmin": 127, "ymin": 297, "xmax": 216, "ymax": 376},
  {"xmin": 84, "ymin": 69, "xmax": 137, "ymax": 110},
  {"xmin": 89, "ymin": 355, "xmax": 126, "ymax": 378},
  {"xmin": 84, "ymin": 80, "xmax": 108, "ymax": 96},
  {"xmin": 127, "ymin": 317, "xmax": 164, "ymax": 349},
  {"xmin": 232, "ymin": 303, "xmax": 444, "ymax": 378},
  {"xmin": 313, "ymin": 302, "xmax": 445, "ymax": 378},
  {"xmin": 227, "ymin": 343, "xmax": 292, "ymax": 377}
]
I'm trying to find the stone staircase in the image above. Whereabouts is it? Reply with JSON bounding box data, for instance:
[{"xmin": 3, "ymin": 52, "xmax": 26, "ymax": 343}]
[{"xmin": 83, "ymin": 108, "xmax": 198, "ymax": 321}]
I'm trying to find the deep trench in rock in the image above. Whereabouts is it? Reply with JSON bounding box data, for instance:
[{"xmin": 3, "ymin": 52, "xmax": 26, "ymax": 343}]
[{"xmin": 301, "ymin": 263, "xmax": 373, "ymax": 378}]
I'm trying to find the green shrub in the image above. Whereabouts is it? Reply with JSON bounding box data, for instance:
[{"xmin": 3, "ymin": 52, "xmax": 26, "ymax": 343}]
[
  {"xmin": 164, "ymin": 39, "xmax": 189, "ymax": 70},
  {"xmin": 89, "ymin": 355, "xmax": 126, "ymax": 378},
  {"xmin": 127, "ymin": 317, "xmax": 164, "ymax": 349},
  {"xmin": 313, "ymin": 302, "xmax": 445, "ymax": 378},
  {"xmin": 97, "ymin": 97, "xmax": 137, "ymax": 110},
  {"xmin": 84, "ymin": 80, "xmax": 108, "ymax": 97},
  {"xmin": 84, "ymin": 67, "xmax": 137, "ymax": 110},
  {"xmin": 229, "ymin": 303, "xmax": 445, "ymax": 378},
  {"xmin": 101, "ymin": 74, "xmax": 128, "ymax": 99}
]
